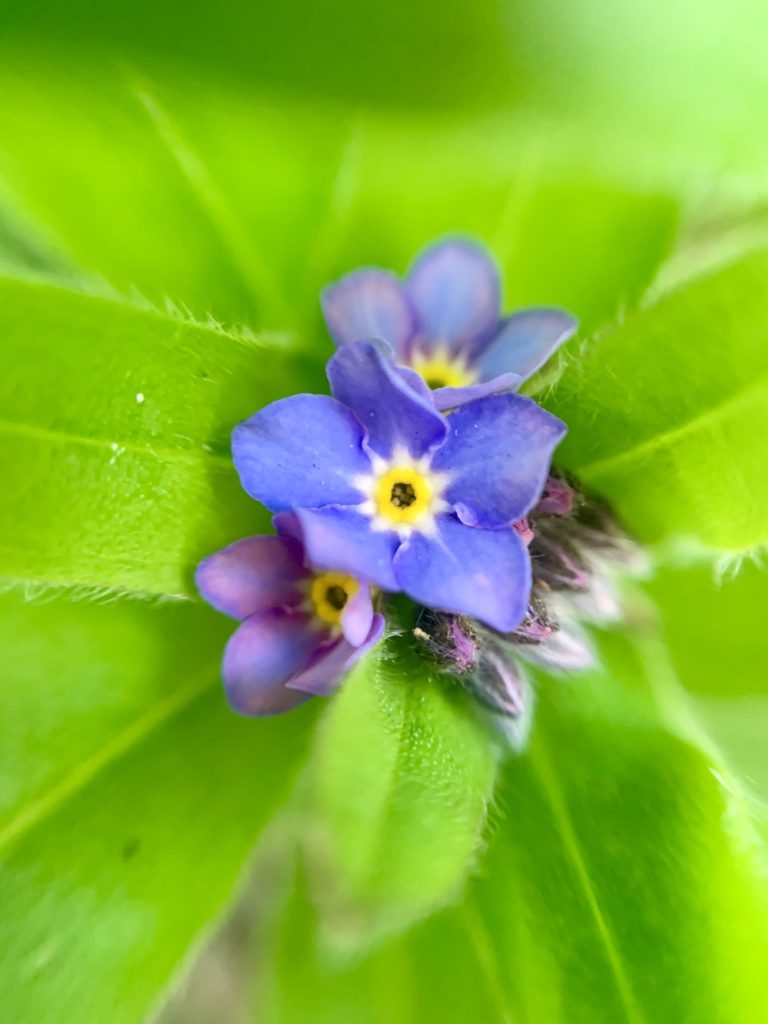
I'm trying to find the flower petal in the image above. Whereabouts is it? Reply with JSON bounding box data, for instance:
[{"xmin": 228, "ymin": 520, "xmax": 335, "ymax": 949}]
[
  {"xmin": 327, "ymin": 340, "xmax": 447, "ymax": 458},
  {"xmin": 232, "ymin": 394, "xmax": 371, "ymax": 512},
  {"xmin": 321, "ymin": 269, "xmax": 416, "ymax": 353},
  {"xmin": 295, "ymin": 506, "xmax": 400, "ymax": 590},
  {"xmin": 393, "ymin": 517, "xmax": 531, "ymax": 632},
  {"xmin": 477, "ymin": 308, "xmax": 578, "ymax": 382},
  {"xmin": 341, "ymin": 582, "xmax": 375, "ymax": 646},
  {"xmin": 432, "ymin": 372, "xmax": 522, "ymax": 411},
  {"xmin": 288, "ymin": 614, "xmax": 385, "ymax": 697},
  {"xmin": 195, "ymin": 536, "xmax": 306, "ymax": 621},
  {"xmin": 406, "ymin": 238, "xmax": 501, "ymax": 351},
  {"xmin": 222, "ymin": 609, "xmax": 320, "ymax": 716},
  {"xmin": 431, "ymin": 393, "xmax": 567, "ymax": 528}
]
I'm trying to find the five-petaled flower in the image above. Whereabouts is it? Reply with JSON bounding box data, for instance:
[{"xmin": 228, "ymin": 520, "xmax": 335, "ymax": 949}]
[
  {"xmin": 196, "ymin": 515, "xmax": 383, "ymax": 716},
  {"xmin": 231, "ymin": 340, "xmax": 566, "ymax": 634},
  {"xmin": 322, "ymin": 237, "xmax": 578, "ymax": 410}
]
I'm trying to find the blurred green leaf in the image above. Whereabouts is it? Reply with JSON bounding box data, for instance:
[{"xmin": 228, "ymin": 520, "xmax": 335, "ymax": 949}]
[
  {"xmin": 546, "ymin": 251, "xmax": 768, "ymax": 554},
  {"xmin": 255, "ymin": 863, "xmax": 505, "ymax": 1024},
  {"xmin": 259, "ymin": 630, "xmax": 768, "ymax": 1024},
  {"xmin": 305, "ymin": 639, "xmax": 498, "ymax": 949},
  {"xmin": 645, "ymin": 561, "xmax": 768, "ymax": 834},
  {"xmin": 0, "ymin": 56, "xmax": 678, "ymax": 336},
  {"xmin": 470, "ymin": 633, "xmax": 768, "ymax": 1023},
  {"xmin": 0, "ymin": 589, "xmax": 316, "ymax": 1024},
  {"xmin": 0, "ymin": 276, "xmax": 324, "ymax": 597}
]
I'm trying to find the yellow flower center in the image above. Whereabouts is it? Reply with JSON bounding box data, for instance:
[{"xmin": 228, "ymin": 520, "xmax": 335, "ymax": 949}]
[
  {"xmin": 373, "ymin": 465, "xmax": 434, "ymax": 525},
  {"xmin": 409, "ymin": 348, "xmax": 478, "ymax": 390},
  {"xmin": 309, "ymin": 572, "xmax": 359, "ymax": 626}
]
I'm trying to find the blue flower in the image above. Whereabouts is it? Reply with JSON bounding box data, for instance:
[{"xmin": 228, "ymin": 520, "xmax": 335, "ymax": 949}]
[
  {"xmin": 231, "ymin": 340, "xmax": 566, "ymax": 632},
  {"xmin": 196, "ymin": 515, "xmax": 384, "ymax": 716},
  {"xmin": 322, "ymin": 237, "xmax": 578, "ymax": 410}
]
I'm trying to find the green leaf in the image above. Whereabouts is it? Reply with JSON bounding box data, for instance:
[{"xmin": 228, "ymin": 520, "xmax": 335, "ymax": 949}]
[
  {"xmin": 0, "ymin": 588, "xmax": 316, "ymax": 1024},
  {"xmin": 256, "ymin": 629, "xmax": 768, "ymax": 1024},
  {"xmin": 253, "ymin": 862, "xmax": 507, "ymax": 1024},
  {"xmin": 0, "ymin": 56, "xmax": 678, "ymax": 335},
  {"xmin": 0, "ymin": 276, "xmax": 324, "ymax": 597},
  {"xmin": 645, "ymin": 561, "xmax": 768, "ymax": 835},
  {"xmin": 468, "ymin": 632, "xmax": 768, "ymax": 1023},
  {"xmin": 305, "ymin": 638, "xmax": 498, "ymax": 949},
  {"xmin": 546, "ymin": 251, "xmax": 768, "ymax": 554}
]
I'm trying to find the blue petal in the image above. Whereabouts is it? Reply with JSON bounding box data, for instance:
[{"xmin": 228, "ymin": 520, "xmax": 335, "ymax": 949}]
[
  {"xmin": 195, "ymin": 536, "xmax": 306, "ymax": 621},
  {"xmin": 232, "ymin": 394, "xmax": 371, "ymax": 513},
  {"xmin": 477, "ymin": 308, "xmax": 578, "ymax": 382},
  {"xmin": 295, "ymin": 506, "xmax": 400, "ymax": 590},
  {"xmin": 222, "ymin": 609, "xmax": 319, "ymax": 716},
  {"xmin": 406, "ymin": 238, "xmax": 501, "ymax": 351},
  {"xmin": 432, "ymin": 372, "xmax": 522, "ymax": 411},
  {"xmin": 321, "ymin": 269, "xmax": 416, "ymax": 354},
  {"xmin": 431, "ymin": 393, "xmax": 567, "ymax": 528},
  {"xmin": 327, "ymin": 340, "xmax": 447, "ymax": 458},
  {"xmin": 287, "ymin": 614, "xmax": 385, "ymax": 697},
  {"xmin": 393, "ymin": 517, "xmax": 531, "ymax": 632}
]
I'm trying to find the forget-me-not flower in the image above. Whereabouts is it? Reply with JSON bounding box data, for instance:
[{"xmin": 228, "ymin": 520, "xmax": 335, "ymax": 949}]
[
  {"xmin": 322, "ymin": 238, "xmax": 578, "ymax": 410},
  {"xmin": 231, "ymin": 340, "xmax": 566, "ymax": 633},
  {"xmin": 196, "ymin": 516, "xmax": 384, "ymax": 716}
]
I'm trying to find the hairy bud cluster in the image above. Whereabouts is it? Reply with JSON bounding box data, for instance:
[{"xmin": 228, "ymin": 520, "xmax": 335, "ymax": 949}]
[{"xmin": 414, "ymin": 475, "xmax": 647, "ymax": 743}]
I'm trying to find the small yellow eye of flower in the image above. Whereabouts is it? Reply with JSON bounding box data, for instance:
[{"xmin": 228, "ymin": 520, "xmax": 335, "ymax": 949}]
[
  {"xmin": 409, "ymin": 350, "xmax": 478, "ymax": 390},
  {"xmin": 374, "ymin": 466, "xmax": 433, "ymax": 524},
  {"xmin": 309, "ymin": 572, "xmax": 359, "ymax": 626}
]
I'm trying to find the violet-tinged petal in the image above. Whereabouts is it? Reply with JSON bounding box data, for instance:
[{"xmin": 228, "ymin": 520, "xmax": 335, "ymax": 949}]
[
  {"xmin": 432, "ymin": 393, "xmax": 567, "ymax": 528},
  {"xmin": 432, "ymin": 372, "xmax": 522, "ymax": 411},
  {"xmin": 341, "ymin": 582, "xmax": 375, "ymax": 646},
  {"xmin": 295, "ymin": 506, "xmax": 400, "ymax": 590},
  {"xmin": 393, "ymin": 516, "xmax": 531, "ymax": 632},
  {"xmin": 232, "ymin": 394, "xmax": 370, "ymax": 513},
  {"xmin": 272, "ymin": 511, "xmax": 303, "ymax": 543},
  {"xmin": 321, "ymin": 269, "xmax": 416, "ymax": 354},
  {"xmin": 477, "ymin": 308, "xmax": 578, "ymax": 382},
  {"xmin": 195, "ymin": 536, "xmax": 306, "ymax": 621},
  {"xmin": 327, "ymin": 340, "xmax": 447, "ymax": 458},
  {"xmin": 288, "ymin": 613, "xmax": 385, "ymax": 697},
  {"xmin": 222, "ymin": 609, "xmax": 319, "ymax": 716},
  {"xmin": 407, "ymin": 239, "xmax": 501, "ymax": 351}
]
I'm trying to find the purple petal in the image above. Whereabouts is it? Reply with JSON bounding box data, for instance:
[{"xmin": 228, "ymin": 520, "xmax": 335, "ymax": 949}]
[
  {"xmin": 393, "ymin": 517, "xmax": 531, "ymax": 632},
  {"xmin": 327, "ymin": 341, "xmax": 447, "ymax": 458},
  {"xmin": 196, "ymin": 536, "xmax": 306, "ymax": 621},
  {"xmin": 341, "ymin": 583, "xmax": 375, "ymax": 646},
  {"xmin": 321, "ymin": 269, "xmax": 416, "ymax": 354},
  {"xmin": 478, "ymin": 308, "xmax": 578, "ymax": 382},
  {"xmin": 432, "ymin": 393, "xmax": 567, "ymax": 528},
  {"xmin": 398, "ymin": 364, "xmax": 435, "ymax": 402},
  {"xmin": 232, "ymin": 394, "xmax": 371, "ymax": 513},
  {"xmin": 295, "ymin": 506, "xmax": 400, "ymax": 590},
  {"xmin": 406, "ymin": 239, "xmax": 501, "ymax": 351},
  {"xmin": 272, "ymin": 511, "xmax": 303, "ymax": 542},
  {"xmin": 288, "ymin": 614, "xmax": 385, "ymax": 697},
  {"xmin": 222, "ymin": 609, "xmax": 320, "ymax": 716},
  {"xmin": 432, "ymin": 372, "xmax": 522, "ymax": 411}
]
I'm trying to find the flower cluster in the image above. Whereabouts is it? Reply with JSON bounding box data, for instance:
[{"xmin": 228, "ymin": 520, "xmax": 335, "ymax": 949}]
[{"xmin": 197, "ymin": 237, "xmax": 632, "ymax": 725}]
